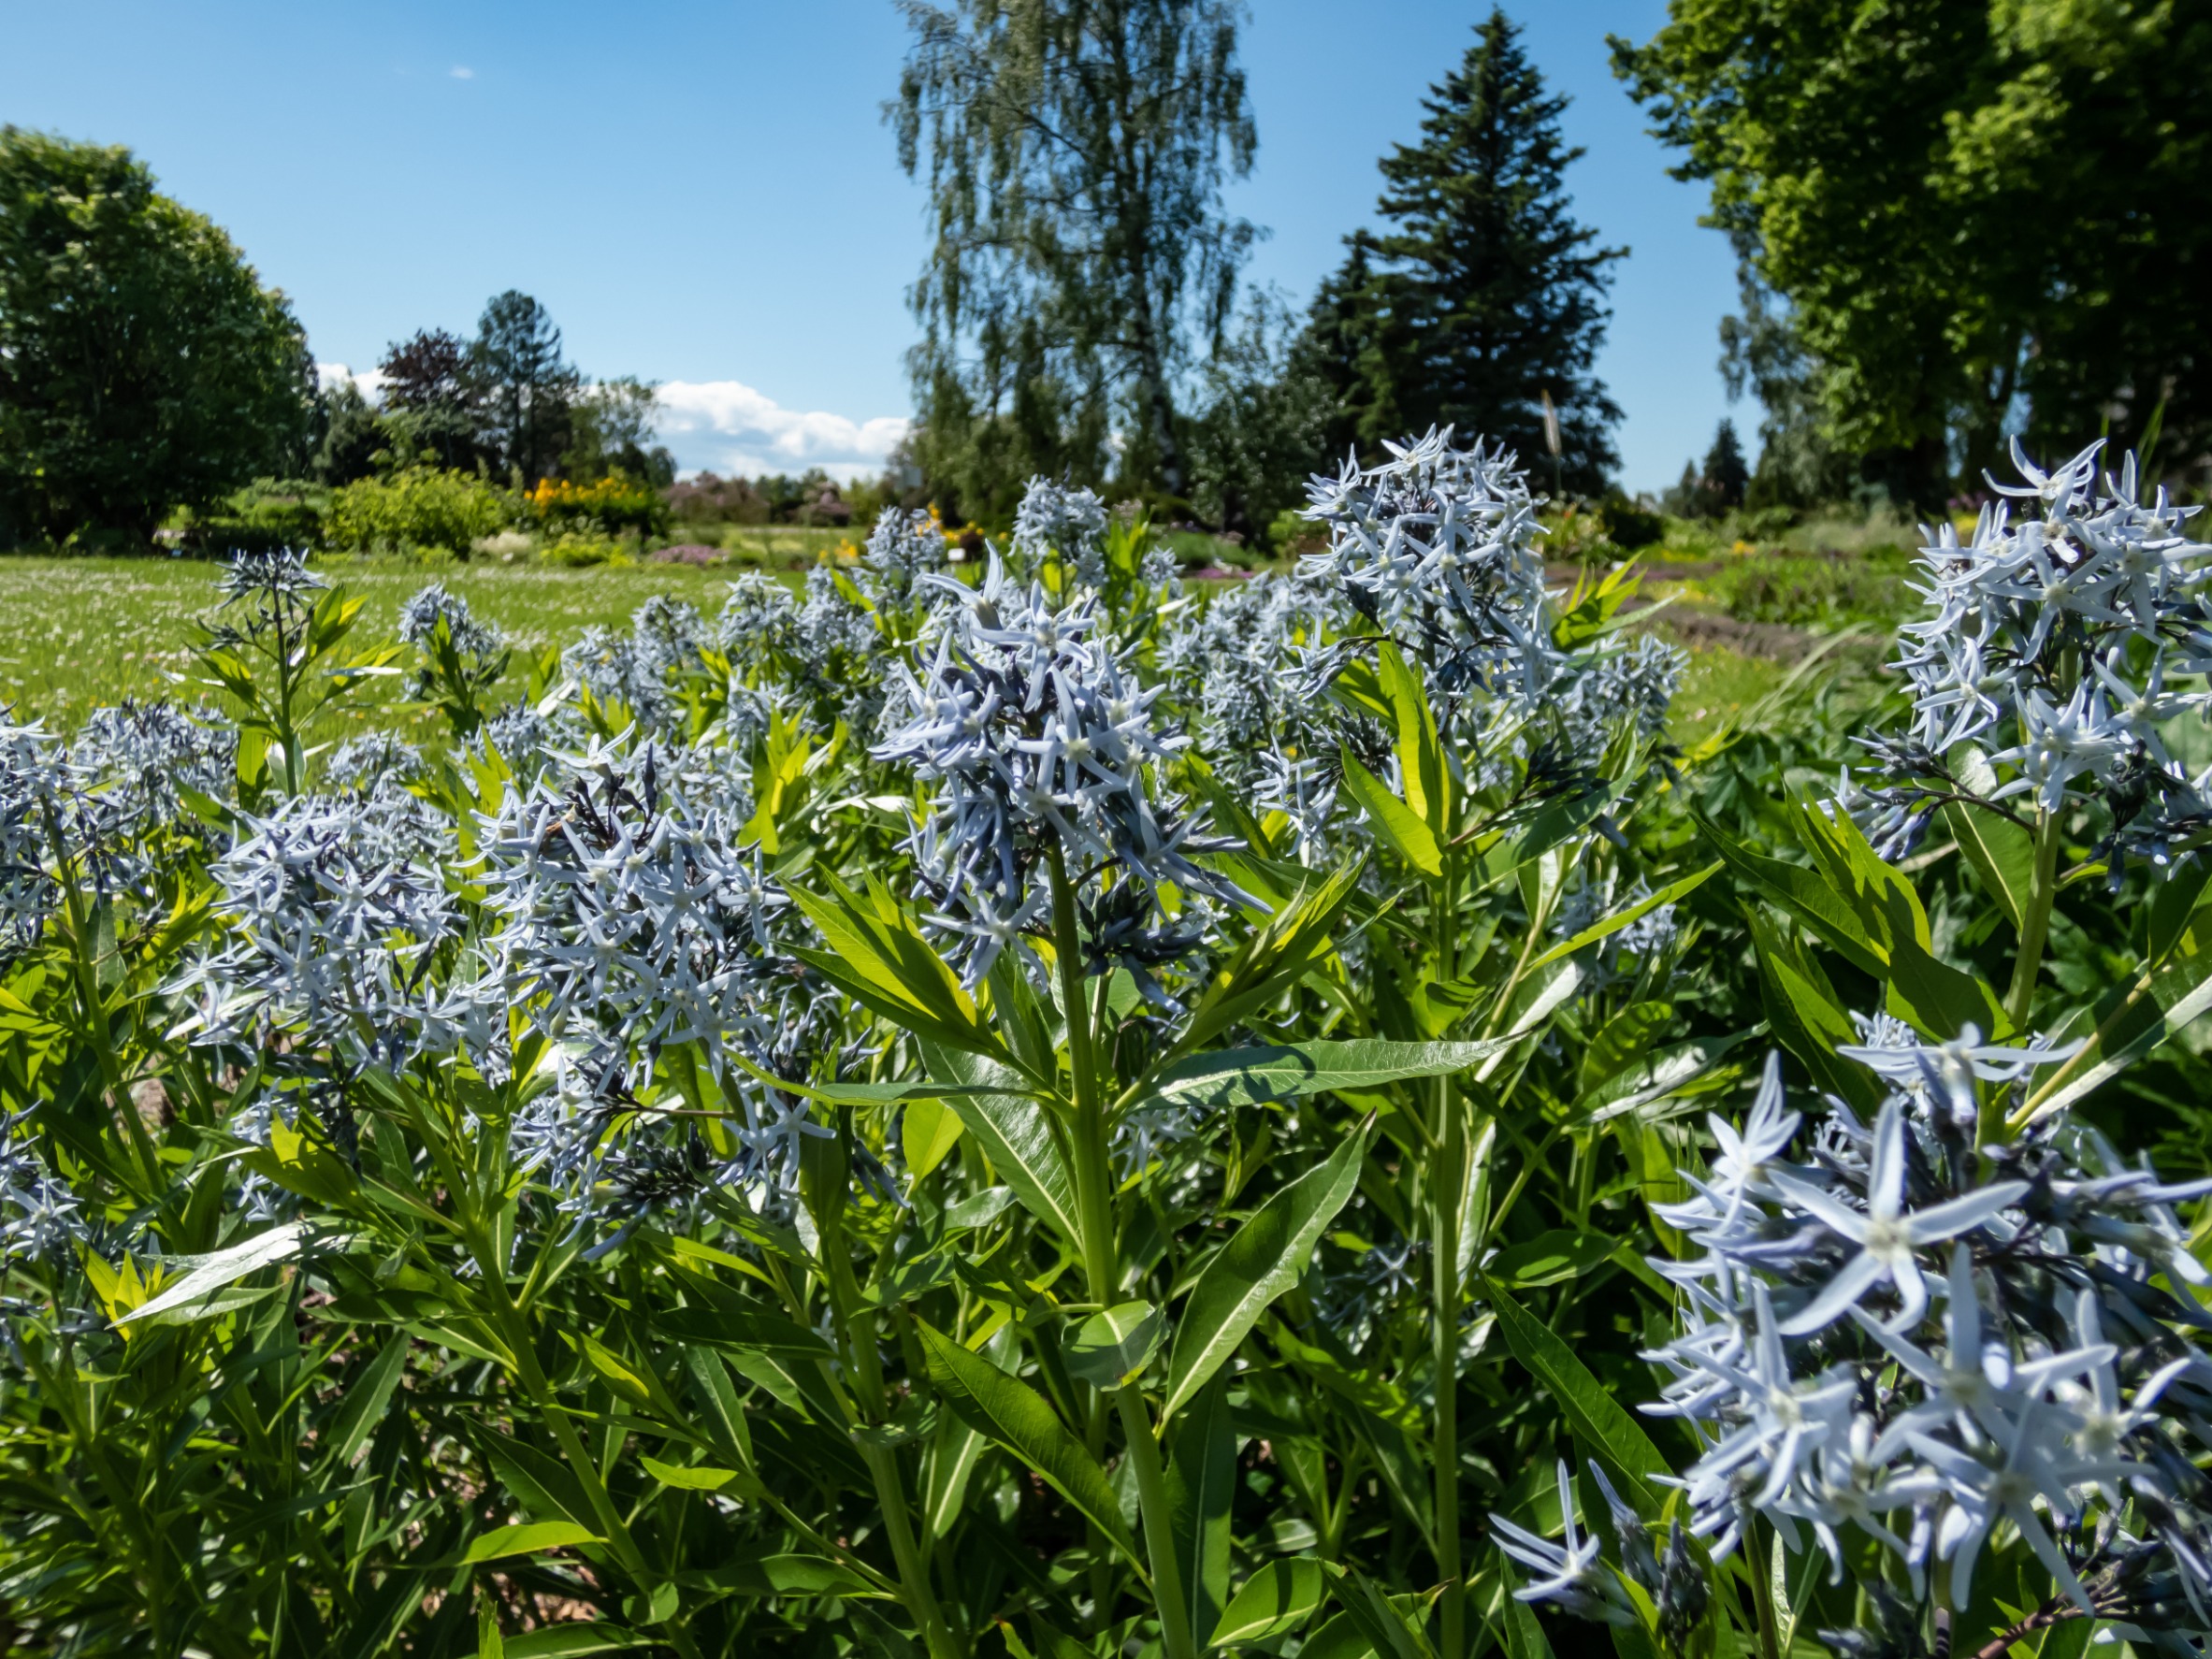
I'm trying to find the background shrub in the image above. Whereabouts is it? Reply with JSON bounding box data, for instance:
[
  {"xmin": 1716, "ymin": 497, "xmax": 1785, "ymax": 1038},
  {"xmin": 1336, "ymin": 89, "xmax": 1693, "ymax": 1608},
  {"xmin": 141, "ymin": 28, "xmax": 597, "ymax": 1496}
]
[
  {"xmin": 1705, "ymin": 549, "xmax": 1909, "ymax": 627},
  {"xmin": 326, "ymin": 466, "xmax": 512, "ymax": 555}
]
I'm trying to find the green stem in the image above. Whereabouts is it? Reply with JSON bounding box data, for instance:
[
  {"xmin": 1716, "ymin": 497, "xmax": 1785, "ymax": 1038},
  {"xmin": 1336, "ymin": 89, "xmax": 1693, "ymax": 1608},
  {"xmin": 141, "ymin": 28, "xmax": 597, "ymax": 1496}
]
[
  {"xmin": 1048, "ymin": 848, "xmax": 1197, "ymax": 1659},
  {"xmin": 1747, "ymin": 1516, "xmax": 1782, "ymax": 1659},
  {"xmin": 1431, "ymin": 864, "xmax": 1466, "ymax": 1659},
  {"xmin": 43, "ymin": 807, "xmax": 159, "ymax": 1188},
  {"xmin": 2004, "ymin": 808, "xmax": 2063, "ymax": 1032},
  {"xmin": 856, "ymin": 1439, "xmax": 965, "ymax": 1659}
]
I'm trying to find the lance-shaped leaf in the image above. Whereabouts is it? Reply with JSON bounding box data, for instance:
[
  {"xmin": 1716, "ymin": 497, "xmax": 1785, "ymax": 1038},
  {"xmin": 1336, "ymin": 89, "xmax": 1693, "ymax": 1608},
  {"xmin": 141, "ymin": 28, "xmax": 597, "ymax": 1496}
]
[
  {"xmin": 1944, "ymin": 795, "xmax": 2035, "ymax": 933},
  {"xmin": 1160, "ymin": 1119, "xmax": 1372, "ymax": 1420},
  {"xmin": 916, "ymin": 1318, "xmax": 1143, "ymax": 1565},
  {"xmin": 113, "ymin": 1221, "xmax": 313, "ymax": 1327},
  {"xmin": 462, "ymin": 1521, "xmax": 600, "ymax": 1563},
  {"xmin": 1339, "ymin": 750, "xmax": 1441, "ymax": 876},
  {"xmin": 1063, "ymin": 1301, "xmax": 1164, "ymax": 1390},
  {"xmin": 788, "ymin": 872, "xmax": 1013, "ymax": 1062},
  {"xmin": 1167, "ymin": 1371, "xmax": 1241, "ymax": 1644},
  {"xmin": 1211, "ymin": 1558, "xmax": 1329, "ymax": 1646},
  {"xmin": 1526, "ymin": 863, "xmax": 1720, "ymax": 970},
  {"xmin": 1482, "ymin": 1278, "xmax": 1669, "ymax": 1510},
  {"xmin": 920, "ymin": 1043, "xmax": 1080, "ymax": 1244},
  {"xmin": 1138, "ymin": 1038, "xmax": 1505, "ymax": 1115}
]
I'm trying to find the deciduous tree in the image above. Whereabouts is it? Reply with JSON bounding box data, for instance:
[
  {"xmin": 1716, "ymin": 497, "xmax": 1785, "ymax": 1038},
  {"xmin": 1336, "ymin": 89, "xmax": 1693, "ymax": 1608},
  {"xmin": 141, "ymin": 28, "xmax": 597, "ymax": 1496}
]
[
  {"xmin": 891, "ymin": 0, "xmax": 1255, "ymax": 516},
  {"xmin": 1613, "ymin": 0, "xmax": 2212, "ymax": 500},
  {"xmin": 0, "ymin": 127, "xmax": 311, "ymax": 547}
]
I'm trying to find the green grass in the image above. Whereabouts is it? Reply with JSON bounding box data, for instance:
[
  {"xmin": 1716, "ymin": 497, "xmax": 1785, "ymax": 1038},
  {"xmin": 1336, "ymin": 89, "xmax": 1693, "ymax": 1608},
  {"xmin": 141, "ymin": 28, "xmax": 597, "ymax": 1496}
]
[{"xmin": 0, "ymin": 555, "xmax": 756, "ymax": 739}]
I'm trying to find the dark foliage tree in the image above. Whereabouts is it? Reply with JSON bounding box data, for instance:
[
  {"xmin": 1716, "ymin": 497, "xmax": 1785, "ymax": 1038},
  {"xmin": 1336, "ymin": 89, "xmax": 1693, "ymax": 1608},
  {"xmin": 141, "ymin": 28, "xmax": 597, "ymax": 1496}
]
[
  {"xmin": 0, "ymin": 128, "xmax": 312, "ymax": 548},
  {"xmin": 467, "ymin": 291, "xmax": 580, "ymax": 487},
  {"xmin": 1613, "ymin": 0, "xmax": 2212, "ymax": 501},
  {"xmin": 1702, "ymin": 417, "xmax": 1747, "ymax": 512},
  {"xmin": 377, "ymin": 327, "xmax": 480, "ymax": 472},
  {"xmin": 313, "ymin": 378, "xmax": 384, "ymax": 485},
  {"xmin": 891, "ymin": 0, "xmax": 1255, "ymax": 518},
  {"xmin": 1183, "ymin": 294, "xmax": 1337, "ymax": 540},
  {"xmin": 1306, "ymin": 10, "xmax": 1625, "ymax": 495}
]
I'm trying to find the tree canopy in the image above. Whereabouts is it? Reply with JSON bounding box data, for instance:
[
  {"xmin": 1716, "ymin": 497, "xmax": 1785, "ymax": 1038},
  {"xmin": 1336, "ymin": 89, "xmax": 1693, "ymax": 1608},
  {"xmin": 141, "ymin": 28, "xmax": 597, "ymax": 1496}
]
[
  {"xmin": 1614, "ymin": 0, "xmax": 2212, "ymax": 500},
  {"xmin": 0, "ymin": 127, "xmax": 311, "ymax": 547},
  {"xmin": 468, "ymin": 290, "xmax": 581, "ymax": 488},
  {"xmin": 1305, "ymin": 10, "xmax": 1625, "ymax": 495},
  {"xmin": 891, "ymin": 0, "xmax": 1255, "ymax": 518}
]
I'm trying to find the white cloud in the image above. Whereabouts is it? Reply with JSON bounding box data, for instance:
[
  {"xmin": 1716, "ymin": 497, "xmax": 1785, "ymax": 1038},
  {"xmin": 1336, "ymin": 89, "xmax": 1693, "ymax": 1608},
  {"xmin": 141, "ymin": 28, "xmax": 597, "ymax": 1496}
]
[
  {"xmin": 311, "ymin": 366, "xmax": 908, "ymax": 483},
  {"xmin": 316, "ymin": 362, "xmax": 388, "ymax": 401},
  {"xmin": 449, "ymin": 65, "xmax": 475, "ymax": 79},
  {"xmin": 654, "ymin": 380, "xmax": 908, "ymax": 481}
]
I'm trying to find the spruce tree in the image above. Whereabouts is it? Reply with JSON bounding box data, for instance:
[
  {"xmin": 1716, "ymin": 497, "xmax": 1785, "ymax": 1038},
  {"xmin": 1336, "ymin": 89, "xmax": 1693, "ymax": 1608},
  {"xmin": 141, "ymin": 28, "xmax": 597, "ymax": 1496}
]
[
  {"xmin": 1702, "ymin": 417, "xmax": 1748, "ymax": 511},
  {"xmin": 1308, "ymin": 10, "xmax": 1625, "ymax": 493}
]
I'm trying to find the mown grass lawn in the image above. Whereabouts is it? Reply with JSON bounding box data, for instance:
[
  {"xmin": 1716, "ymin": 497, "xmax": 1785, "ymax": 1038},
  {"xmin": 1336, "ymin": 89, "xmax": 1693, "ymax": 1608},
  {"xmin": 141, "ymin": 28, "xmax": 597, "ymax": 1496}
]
[
  {"xmin": 2, "ymin": 552, "xmax": 1829, "ymax": 756},
  {"xmin": 0, "ymin": 555, "xmax": 752, "ymax": 743}
]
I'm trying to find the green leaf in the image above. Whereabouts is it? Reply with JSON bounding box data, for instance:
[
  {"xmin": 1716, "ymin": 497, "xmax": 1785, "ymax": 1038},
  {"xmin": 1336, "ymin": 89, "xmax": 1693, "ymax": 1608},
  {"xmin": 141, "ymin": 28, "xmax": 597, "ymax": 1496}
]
[
  {"xmin": 1495, "ymin": 1559, "xmax": 1557, "ymax": 1659},
  {"xmin": 2028, "ymin": 945, "xmax": 2212, "ymax": 1120},
  {"xmin": 1944, "ymin": 797, "xmax": 2036, "ymax": 932},
  {"xmin": 1483, "ymin": 1278, "xmax": 1669, "ymax": 1510},
  {"xmin": 1063, "ymin": 1301, "xmax": 1164, "ymax": 1390},
  {"xmin": 1489, "ymin": 1229, "xmax": 1617, "ymax": 1290},
  {"xmin": 1379, "ymin": 642, "xmax": 1448, "ymax": 835},
  {"xmin": 468, "ymin": 1628, "xmax": 650, "ymax": 1659},
  {"xmin": 1166, "ymin": 1371, "xmax": 1241, "ymax": 1645},
  {"xmin": 1692, "ymin": 807, "xmax": 1887, "ymax": 976},
  {"xmin": 1528, "ymin": 864, "xmax": 1720, "ymax": 970},
  {"xmin": 651, "ymin": 1304, "xmax": 837, "ymax": 1359},
  {"xmin": 920, "ymin": 1043, "xmax": 1080, "ymax": 1245},
  {"xmin": 1746, "ymin": 908, "xmax": 1885, "ymax": 1112},
  {"xmin": 1885, "ymin": 934, "xmax": 2010, "ymax": 1042},
  {"xmin": 1323, "ymin": 1562, "xmax": 1437, "ymax": 1659},
  {"xmin": 1580, "ymin": 1003, "xmax": 1676, "ymax": 1097},
  {"xmin": 1142, "ymin": 1038, "xmax": 1507, "ymax": 1113},
  {"xmin": 641, "ymin": 1455, "xmax": 745, "ymax": 1493},
  {"xmin": 1176, "ymin": 860, "xmax": 1366, "ymax": 1057},
  {"xmin": 915, "ymin": 1318, "xmax": 1143, "ymax": 1565},
  {"xmin": 1300, "ymin": 1612, "xmax": 1381, "ymax": 1659},
  {"xmin": 1211, "ymin": 1558, "xmax": 1329, "ymax": 1646},
  {"xmin": 1161, "ymin": 1119, "xmax": 1373, "ymax": 1420},
  {"xmin": 1339, "ymin": 750, "xmax": 1441, "ymax": 876},
  {"xmin": 701, "ymin": 1549, "xmax": 873, "ymax": 1597},
  {"xmin": 2148, "ymin": 858, "xmax": 2212, "ymax": 965},
  {"xmin": 325, "ymin": 1334, "xmax": 409, "ymax": 1465},
  {"xmin": 463, "ymin": 1522, "xmax": 600, "ymax": 1564},
  {"xmin": 113, "ymin": 1221, "xmax": 311, "ymax": 1327},
  {"xmin": 901, "ymin": 1095, "xmax": 964, "ymax": 1181}
]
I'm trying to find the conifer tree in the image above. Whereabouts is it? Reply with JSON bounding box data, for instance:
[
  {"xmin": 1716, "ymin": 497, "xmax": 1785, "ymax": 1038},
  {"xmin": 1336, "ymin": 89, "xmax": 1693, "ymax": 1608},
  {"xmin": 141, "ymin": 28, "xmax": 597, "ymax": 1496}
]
[
  {"xmin": 1702, "ymin": 417, "xmax": 1747, "ymax": 511},
  {"xmin": 1308, "ymin": 10, "xmax": 1624, "ymax": 494}
]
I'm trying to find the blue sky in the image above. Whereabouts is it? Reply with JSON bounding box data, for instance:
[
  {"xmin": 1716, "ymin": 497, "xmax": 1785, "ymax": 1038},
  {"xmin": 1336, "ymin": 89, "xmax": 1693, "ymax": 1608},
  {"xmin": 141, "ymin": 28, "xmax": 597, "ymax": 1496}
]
[{"xmin": 0, "ymin": 0, "xmax": 1738, "ymax": 493}]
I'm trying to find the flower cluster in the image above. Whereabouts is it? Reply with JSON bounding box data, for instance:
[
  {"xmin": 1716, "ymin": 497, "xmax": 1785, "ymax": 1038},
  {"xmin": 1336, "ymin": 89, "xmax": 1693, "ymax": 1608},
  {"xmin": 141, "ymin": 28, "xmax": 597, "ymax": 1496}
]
[
  {"xmin": 1845, "ymin": 440, "xmax": 2212, "ymax": 863},
  {"xmin": 563, "ymin": 597, "xmax": 708, "ymax": 731},
  {"xmin": 1009, "ymin": 475, "xmax": 1109, "ymax": 585},
  {"xmin": 69, "ymin": 700, "xmax": 235, "ymax": 836},
  {"xmin": 0, "ymin": 1106, "xmax": 84, "ymax": 1267},
  {"xmin": 874, "ymin": 551, "xmax": 1251, "ymax": 989},
  {"xmin": 1300, "ymin": 426, "xmax": 1559, "ymax": 707},
  {"xmin": 860, "ymin": 507, "xmax": 947, "ymax": 606},
  {"xmin": 1494, "ymin": 1461, "xmax": 1707, "ymax": 1650},
  {"xmin": 715, "ymin": 571, "xmax": 800, "ymax": 665},
  {"xmin": 1498, "ymin": 1033, "xmax": 2212, "ymax": 1649},
  {"xmin": 475, "ymin": 741, "xmax": 822, "ymax": 1234},
  {"xmin": 167, "ymin": 788, "xmax": 464, "ymax": 1080},
  {"xmin": 398, "ymin": 583, "xmax": 502, "ymax": 660}
]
